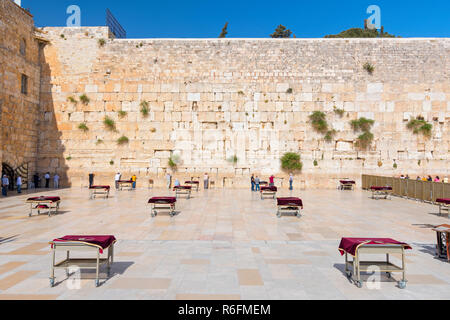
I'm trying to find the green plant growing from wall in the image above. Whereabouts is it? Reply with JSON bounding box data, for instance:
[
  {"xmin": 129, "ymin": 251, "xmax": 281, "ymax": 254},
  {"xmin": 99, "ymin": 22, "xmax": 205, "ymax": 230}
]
[
  {"xmin": 117, "ymin": 136, "xmax": 129, "ymax": 145},
  {"xmin": 78, "ymin": 123, "xmax": 89, "ymax": 132},
  {"xmin": 79, "ymin": 94, "xmax": 90, "ymax": 105},
  {"xmin": 324, "ymin": 130, "xmax": 337, "ymax": 142},
  {"xmin": 351, "ymin": 117, "xmax": 375, "ymax": 150},
  {"xmin": 363, "ymin": 62, "xmax": 375, "ymax": 75},
  {"xmin": 67, "ymin": 96, "xmax": 78, "ymax": 104},
  {"xmin": 66, "ymin": 156, "xmax": 72, "ymax": 161},
  {"xmin": 109, "ymin": 160, "xmax": 114, "ymax": 165},
  {"xmin": 118, "ymin": 110, "xmax": 127, "ymax": 118},
  {"xmin": 351, "ymin": 117, "xmax": 375, "ymax": 132},
  {"xmin": 140, "ymin": 100, "xmax": 150, "ymax": 117},
  {"xmin": 313, "ymin": 160, "xmax": 318, "ymax": 167},
  {"xmin": 393, "ymin": 162, "xmax": 398, "ymax": 169},
  {"xmin": 227, "ymin": 155, "xmax": 238, "ymax": 166},
  {"xmin": 281, "ymin": 152, "xmax": 303, "ymax": 172},
  {"xmin": 286, "ymin": 88, "xmax": 293, "ymax": 94},
  {"xmin": 357, "ymin": 132, "xmax": 374, "ymax": 149},
  {"xmin": 407, "ymin": 117, "xmax": 433, "ymax": 137},
  {"xmin": 309, "ymin": 111, "xmax": 328, "ymax": 134},
  {"xmin": 168, "ymin": 155, "xmax": 181, "ymax": 171},
  {"xmin": 103, "ymin": 116, "xmax": 116, "ymax": 131},
  {"xmin": 237, "ymin": 90, "xmax": 245, "ymax": 96},
  {"xmin": 150, "ymin": 128, "xmax": 157, "ymax": 133},
  {"xmin": 96, "ymin": 139, "xmax": 104, "ymax": 145},
  {"xmin": 98, "ymin": 38, "xmax": 106, "ymax": 47},
  {"xmin": 333, "ymin": 106, "xmax": 345, "ymax": 117}
]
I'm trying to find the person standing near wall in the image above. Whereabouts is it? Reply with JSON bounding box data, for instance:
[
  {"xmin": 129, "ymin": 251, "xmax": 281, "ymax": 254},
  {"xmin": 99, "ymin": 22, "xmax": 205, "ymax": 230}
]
[
  {"xmin": 204, "ymin": 173, "xmax": 209, "ymax": 190},
  {"xmin": 115, "ymin": 172, "xmax": 121, "ymax": 190},
  {"xmin": 251, "ymin": 174, "xmax": 255, "ymax": 192},
  {"xmin": 289, "ymin": 173, "xmax": 294, "ymax": 191},
  {"xmin": 33, "ymin": 173, "xmax": 39, "ymax": 189},
  {"xmin": 89, "ymin": 173, "xmax": 95, "ymax": 188},
  {"xmin": 166, "ymin": 173, "xmax": 172, "ymax": 189},
  {"xmin": 2, "ymin": 175, "xmax": 9, "ymax": 197},
  {"xmin": 16, "ymin": 176, "xmax": 22, "ymax": 194},
  {"xmin": 269, "ymin": 175, "xmax": 275, "ymax": 187},
  {"xmin": 255, "ymin": 176, "xmax": 261, "ymax": 192},
  {"xmin": 44, "ymin": 172, "xmax": 50, "ymax": 188},
  {"xmin": 132, "ymin": 174, "xmax": 137, "ymax": 189},
  {"xmin": 54, "ymin": 174, "xmax": 60, "ymax": 189}
]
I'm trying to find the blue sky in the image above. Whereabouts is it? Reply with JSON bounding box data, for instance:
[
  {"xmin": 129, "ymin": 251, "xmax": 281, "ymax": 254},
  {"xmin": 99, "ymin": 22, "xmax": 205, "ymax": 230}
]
[{"xmin": 22, "ymin": 0, "xmax": 450, "ymax": 38}]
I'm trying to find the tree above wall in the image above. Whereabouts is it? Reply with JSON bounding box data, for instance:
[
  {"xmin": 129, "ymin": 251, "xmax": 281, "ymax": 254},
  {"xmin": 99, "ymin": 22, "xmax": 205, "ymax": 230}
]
[
  {"xmin": 219, "ymin": 22, "xmax": 229, "ymax": 38},
  {"xmin": 270, "ymin": 25, "xmax": 293, "ymax": 38},
  {"xmin": 324, "ymin": 27, "xmax": 398, "ymax": 38}
]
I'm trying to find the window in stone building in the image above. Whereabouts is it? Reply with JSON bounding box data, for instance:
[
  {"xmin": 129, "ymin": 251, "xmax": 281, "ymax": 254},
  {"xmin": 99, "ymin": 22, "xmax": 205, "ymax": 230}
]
[
  {"xmin": 21, "ymin": 74, "xmax": 28, "ymax": 95},
  {"xmin": 20, "ymin": 38, "xmax": 26, "ymax": 56}
]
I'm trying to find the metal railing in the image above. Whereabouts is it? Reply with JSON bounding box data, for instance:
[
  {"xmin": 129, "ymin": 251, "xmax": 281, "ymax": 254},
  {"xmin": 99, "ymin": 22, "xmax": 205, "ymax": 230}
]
[{"xmin": 362, "ymin": 175, "xmax": 450, "ymax": 203}]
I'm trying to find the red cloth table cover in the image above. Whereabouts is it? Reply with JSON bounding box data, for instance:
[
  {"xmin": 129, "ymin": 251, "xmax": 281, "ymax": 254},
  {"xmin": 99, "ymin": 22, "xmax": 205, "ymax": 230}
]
[
  {"xmin": 27, "ymin": 196, "xmax": 61, "ymax": 202},
  {"xmin": 370, "ymin": 186, "xmax": 393, "ymax": 191},
  {"xmin": 90, "ymin": 185, "xmax": 111, "ymax": 190},
  {"xmin": 148, "ymin": 197, "xmax": 177, "ymax": 204},
  {"xmin": 277, "ymin": 198, "xmax": 303, "ymax": 206},
  {"xmin": 338, "ymin": 237, "xmax": 412, "ymax": 256},
  {"xmin": 436, "ymin": 199, "xmax": 450, "ymax": 205},
  {"xmin": 37, "ymin": 205, "xmax": 49, "ymax": 209},
  {"xmin": 174, "ymin": 186, "xmax": 192, "ymax": 190},
  {"xmin": 51, "ymin": 235, "xmax": 117, "ymax": 254},
  {"xmin": 340, "ymin": 180, "xmax": 356, "ymax": 185},
  {"xmin": 261, "ymin": 186, "xmax": 278, "ymax": 192}
]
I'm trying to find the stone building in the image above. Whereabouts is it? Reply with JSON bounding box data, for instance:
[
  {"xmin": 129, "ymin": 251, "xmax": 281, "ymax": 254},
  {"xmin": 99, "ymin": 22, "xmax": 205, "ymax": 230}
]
[
  {"xmin": 0, "ymin": 0, "xmax": 45, "ymax": 188},
  {"xmin": 1, "ymin": 0, "xmax": 449, "ymax": 189}
]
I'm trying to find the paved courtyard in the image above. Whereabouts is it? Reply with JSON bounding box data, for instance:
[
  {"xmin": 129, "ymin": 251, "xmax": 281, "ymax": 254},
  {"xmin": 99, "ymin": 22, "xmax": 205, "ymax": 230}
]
[{"xmin": 0, "ymin": 187, "xmax": 449, "ymax": 300}]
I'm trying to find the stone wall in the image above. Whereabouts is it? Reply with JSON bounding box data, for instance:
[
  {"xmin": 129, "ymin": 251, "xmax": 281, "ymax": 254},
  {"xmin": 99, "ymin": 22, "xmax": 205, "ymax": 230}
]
[
  {"xmin": 36, "ymin": 26, "xmax": 450, "ymax": 188},
  {"xmin": 0, "ymin": 0, "xmax": 42, "ymax": 185}
]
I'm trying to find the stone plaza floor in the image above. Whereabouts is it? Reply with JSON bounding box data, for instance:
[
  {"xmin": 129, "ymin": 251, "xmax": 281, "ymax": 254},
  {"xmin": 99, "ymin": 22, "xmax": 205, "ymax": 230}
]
[{"xmin": 0, "ymin": 186, "xmax": 449, "ymax": 300}]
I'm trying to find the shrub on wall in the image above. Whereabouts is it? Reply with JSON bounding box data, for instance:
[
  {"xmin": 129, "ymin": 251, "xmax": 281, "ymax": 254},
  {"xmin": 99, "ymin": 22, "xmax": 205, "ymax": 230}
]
[
  {"xmin": 281, "ymin": 152, "xmax": 303, "ymax": 172},
  {"xmin": 363, "ymin": 62, "xmax": 375, "ymax": 74},
  {"xmin": 118, "ymin": 110, "xmax": 127, "ymax": 118},
  {"xmin": 140, "ymin": 100, "xmax": 150, "ymax": 117},
  {"xmin": 324, "ymin": 130, "xmax": 337, "ymax": 142},
  {"xmin": 117, "ymin": 136, "xmax": 129, "ymax": 145},
  {"xmin": 103, "ymin": 116, "xmax": 116, "ymax": 131},
  {"xmin": 333, "ymin": 106, "xmax": 345, "ymax": 117},
  {"xmin": 309, "ymin": 111, "xmax": 328, "ymax": 134},
  {"xmin": 168, "ymin": 155, "xmax": 181, "ymax": 171},
  {"xmin": 227, "ymin": 155, "xmax": 238, "ymax": 166},
  {"xmin": 67, "ymin": 96, "xmax": 78, "ymax": 104},
  {"xmin": 350, "ymin": 117, "xmax": 375, "ymax": 150},
  {"xmin": 78, "ymin": 123, "xmax": 89, "ymax": 132},
  {"xmin": 79, "ymin": 94, "xmax": 90, "ymax": 105},
  {"xmin": 407, "ymin": 116, "xmax": 433, "ymax": 137},
  {"xmin": 98, "ymin": 39, "xmax": 106, "ymax": 47}
]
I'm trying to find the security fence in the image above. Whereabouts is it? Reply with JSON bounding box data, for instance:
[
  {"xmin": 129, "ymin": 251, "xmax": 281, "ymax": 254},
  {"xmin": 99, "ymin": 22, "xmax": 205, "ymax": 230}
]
[{"xmin": 362, "ymin": 175, "xmax": 450, "ymax": 203}]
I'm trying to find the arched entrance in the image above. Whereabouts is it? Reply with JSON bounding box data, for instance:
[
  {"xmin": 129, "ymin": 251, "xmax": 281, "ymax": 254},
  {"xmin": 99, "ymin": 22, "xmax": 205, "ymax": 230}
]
[{"xmin": 1, "ymin": 163, "xmax": 15, "ymax": 191}]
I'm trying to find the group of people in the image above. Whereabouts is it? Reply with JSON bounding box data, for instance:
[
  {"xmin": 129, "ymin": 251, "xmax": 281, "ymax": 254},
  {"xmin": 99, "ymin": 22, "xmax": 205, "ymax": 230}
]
[
  {"xmin": 33, "ymin": 172, "xmax": 60, "ymax": 189},
  {"xmin": 400, "ymin": 174, "xmax": 447, "ymax": 183},
  {"xmin": 250, "ymin": 173, "xmax": 295, "ymax": 191},
  {"xmin": 113, "ymin": 172, "xmax": 137, "ymax": 190},
  {"xmin": 165, "ymin": 173, "xmax": 211, "ymax": 190},
  {"xmin": 1, "ymin": 172, "xmax": 60, "ymax": 197}
]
